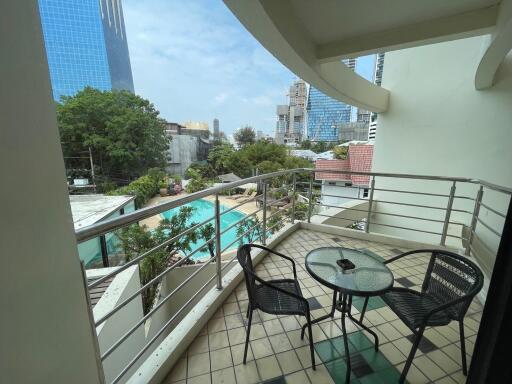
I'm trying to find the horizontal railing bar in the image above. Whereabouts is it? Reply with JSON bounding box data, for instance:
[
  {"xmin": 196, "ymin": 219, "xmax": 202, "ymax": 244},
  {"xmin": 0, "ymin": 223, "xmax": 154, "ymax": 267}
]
[
  {"xmin": 88, "ymin": 215, "xmax": 215, "ymax": 289},
  {"xmin": 219, "ymin": 207, "xmax": 263, "ymax": 237},
  {"xmin": 220, "ymin": 221, "xmax": 262, "ymax": 254},
  {"xmin": 77, "ymin": 169, "xmax": 295, "ymax": 242},
  {"xmin": 265, "ymin": 195, "xmax": 291, "ymax": 208},
  {"xmin": 374, "ymin": 198, "xmax": 472, "ymax": 215},
  {"xmin": 320, "ymin": 193, "xmax": 367, "ymax": 201},
  {"xmin": 101, "ymin": 252, "xmax": 217, "ymax": 361},
  {"xmin": 315, "ymin": 202, "xmax": 466, "ymax": 226},
  {"xmin": 479, "ymin": 202, "xmax": 507, "ymax": 219},
  {"xmin": 95, "ymin": 237, "xmax": 216, "ymax": 327},
  {"xmin": 476, "ymin": 217, "xmax": 503, "ymax": 237},
  {"xmin": 218, "ymin": 193, "xmax": 262, "ymax": 216},
  {"xmin": 111, "ymin": 272, "xmax": 218, "ymax": 384},
  {"xmin": 368, "ymin": 220, "xmax": 444, "ymax": 236},
  {"xmin": 76, "ymin": 168, "xmax": 511, "ymax": 242},
  {"xmin": 373, "ymin": 187, "xmax": 450, "ymax": 198}
]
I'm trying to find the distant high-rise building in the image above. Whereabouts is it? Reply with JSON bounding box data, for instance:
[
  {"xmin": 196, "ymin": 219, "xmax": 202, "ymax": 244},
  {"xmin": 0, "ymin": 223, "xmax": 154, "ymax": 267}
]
[
  {"xmin": 38, "ymin": 0, "xmax": 134, "ymax": 101},
  {"xmin": 369, "ymin": 53, "xmax": 386, "ymax": 142},
  {"xmin": 213, "ymin": 118, "xmax": 220, "ymax": 139},
  {"xmin": 256, "ymin": 130, "xmax": 264, "ymax": 140},
  {"xmin": 307, "ymin": 55, "xmax": 384, "ymax": 142},
  {"xmin": 274, "ymin": 79, "xmax": 307, "ymax": 145}
]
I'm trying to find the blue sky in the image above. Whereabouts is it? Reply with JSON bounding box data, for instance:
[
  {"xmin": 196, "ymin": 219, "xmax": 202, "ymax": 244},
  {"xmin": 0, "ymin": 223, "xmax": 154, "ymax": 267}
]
[{"xmin": 123, "ymin": 0, "xmax": 375, "ymax": 136}]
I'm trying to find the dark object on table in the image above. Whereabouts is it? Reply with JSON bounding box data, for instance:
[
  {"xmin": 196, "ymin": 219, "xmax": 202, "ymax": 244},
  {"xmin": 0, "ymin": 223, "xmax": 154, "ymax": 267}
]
[
  {"xmin": 337, "ymin": 258, "xmax": 355, "ymax": 270},
  {"xmin": 359, "ymin": 249, "xmax": 483, "ymax": 384},
  {"xmin": 237, "ymin": 243, "xmax": 317, "ymax": 370}
]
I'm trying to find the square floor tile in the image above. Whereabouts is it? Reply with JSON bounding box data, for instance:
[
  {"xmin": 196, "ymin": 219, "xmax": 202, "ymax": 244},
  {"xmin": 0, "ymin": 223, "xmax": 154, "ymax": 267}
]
[
  {"xmin": 263, "ymin": 375, "xmax": 287, "ymax": 384},
  {"xmin": 315, "ymin": 339, "xmax": 342, "ymax": 363},
  {"xmin": 348, "ymin": 332, "xmax": 374, "ymax": 352},
  {"xmin": 210, "ymin": 347, "xmax": 233, "ymax": 371},
  {"xmin": 256, "ymin": 355, "xmax": 283, "ymax": 381}
]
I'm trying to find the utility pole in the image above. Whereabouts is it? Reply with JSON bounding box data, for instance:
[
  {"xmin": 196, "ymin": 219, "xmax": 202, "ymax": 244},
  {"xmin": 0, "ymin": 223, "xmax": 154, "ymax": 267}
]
[{"xmin": 88, "ymin": 147, "xmax": 96, "ymax": 193}]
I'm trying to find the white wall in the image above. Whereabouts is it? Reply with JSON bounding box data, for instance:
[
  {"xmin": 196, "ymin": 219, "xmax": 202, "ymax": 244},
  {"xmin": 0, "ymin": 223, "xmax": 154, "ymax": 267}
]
[
  {"xmin": 371, "ymin": 36, "xmax": 512, "ymax": 271},
  {"xmin": 0, "ymin": 2, "xmax": 102, "ymax": 382},
  {"xmin": 92, "ymin": 266, "xmax": 145, "ymax": 384},
  {"xmin": 320, "ymin": 181, "xmax": 367, "ymax": 209}
]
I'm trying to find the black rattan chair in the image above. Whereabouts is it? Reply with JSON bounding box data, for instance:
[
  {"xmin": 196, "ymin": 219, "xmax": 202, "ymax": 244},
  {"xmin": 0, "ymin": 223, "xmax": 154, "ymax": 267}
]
[
  {"xmin": 237, "ymin": 244, "xmax": 316, "ymax": 369},
  {"xmin": 359, "ymin": 249, "xmax": 483, "ymax": 383}
]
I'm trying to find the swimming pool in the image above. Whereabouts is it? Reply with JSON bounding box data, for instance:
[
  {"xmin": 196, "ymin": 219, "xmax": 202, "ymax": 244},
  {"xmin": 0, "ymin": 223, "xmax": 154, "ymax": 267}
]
[{"xmin": 161, "ymin": 199, "xmax": 257, "ymax": 261}]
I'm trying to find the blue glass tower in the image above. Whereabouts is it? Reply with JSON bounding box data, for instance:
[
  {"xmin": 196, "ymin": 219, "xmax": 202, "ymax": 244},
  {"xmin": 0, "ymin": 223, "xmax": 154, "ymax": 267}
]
[
  {"xmin": 38, "ymin": 0, "xmax": 134, "ymax": 101},
  {"xmin": 306, "ymin": 56, "xmax": 377, "ymax": 142}
]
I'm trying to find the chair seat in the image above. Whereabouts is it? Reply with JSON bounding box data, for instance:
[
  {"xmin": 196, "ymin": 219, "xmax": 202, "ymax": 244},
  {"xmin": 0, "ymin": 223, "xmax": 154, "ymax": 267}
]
[
  {"xmin": 382, "ymin": 288, "xmax": 452, "ymax": 330},
  {"xmin": 254, "ymin": 279, "xmax": 307, "ymax": 315}
]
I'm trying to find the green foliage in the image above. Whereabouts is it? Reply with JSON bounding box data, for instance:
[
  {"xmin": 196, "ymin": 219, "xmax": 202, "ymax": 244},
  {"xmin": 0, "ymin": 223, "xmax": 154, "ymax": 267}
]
[
  {"xmin": 185, "ymin": 168, "xmax": 210, "ymax": 193},
  {"xmin": 311, "ymin": 141, "xmax": 328, "ymax": 153},
  {"xmin": 267, "ymin": 212, "xmax": 285, "ymax": 234},
  {"xmin": 292, "ymin": 202, "xmax": 309, "ymax": 221},
  {"xmin": 198, "ymin": 223, "xmax": 215, "ymax": 260},
  {"xmin": 234, "ymin": 126, "xmax": 256, "ymax": 147},
  {"xmin": 117, "ymin": 207, "xmax": 197, "ymax": 313},
  {"xmin": 57, "ymin": 87, "xmax": 169, "ymax": 181},
  {"xmin": 333, "ymin": 146, "xmax": 349, "ymax": 160},
  {"xmin": 108, "ymin": 167, "xmax": 165, "ymax": 206},
  {"xmin": 300, "ymin": 139, "xmax": 312, "ymax": 149},
  {"xmin": 207, "ymin": 143, "xmax": 236, "ymax": 175},
  {"xmin": 236, "ymin": 216, "xmax": 262, "ymax": 245}
]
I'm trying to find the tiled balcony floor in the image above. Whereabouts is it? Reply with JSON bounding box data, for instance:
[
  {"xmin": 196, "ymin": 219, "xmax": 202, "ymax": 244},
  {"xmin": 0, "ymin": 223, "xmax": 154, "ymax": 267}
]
[{"xmin": 163, "ymin": 229, "xmax": 483, "ymax": 384}]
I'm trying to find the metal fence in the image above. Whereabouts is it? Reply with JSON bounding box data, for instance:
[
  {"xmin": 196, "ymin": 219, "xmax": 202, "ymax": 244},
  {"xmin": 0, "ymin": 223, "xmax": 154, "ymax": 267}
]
[{"xmin": 76, "ymin": 168, "xmax": 511, "ymax": 383}]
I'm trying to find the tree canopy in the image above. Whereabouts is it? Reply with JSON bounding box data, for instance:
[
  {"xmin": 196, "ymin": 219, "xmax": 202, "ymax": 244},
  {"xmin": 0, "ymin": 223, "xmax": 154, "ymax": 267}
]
[
  {"xmin": 57, "ymin": 87, "xmax": 169, "ymax": 183},
  {"xmin": 234, "ymin": 126, "xmax": 256, "ymax": 147}
]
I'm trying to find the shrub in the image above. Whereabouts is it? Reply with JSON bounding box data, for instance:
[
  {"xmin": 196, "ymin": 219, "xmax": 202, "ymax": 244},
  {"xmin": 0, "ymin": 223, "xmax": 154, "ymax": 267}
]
[{"xmin": 108, "ymin": 167, "xmax": 165, "ymax": 207}]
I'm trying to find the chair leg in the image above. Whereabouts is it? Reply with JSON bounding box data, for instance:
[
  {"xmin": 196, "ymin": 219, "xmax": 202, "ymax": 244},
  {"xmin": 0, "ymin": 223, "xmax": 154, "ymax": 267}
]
[
  {"xmin": 399, "ymin": 326, "xmax": 425, "ymax": 384},
  {"xmin": 306, "ymin": 313, "xmax": 316, "ymax": 370},
  {"xmin": 459, "ymin": 320, "xmax": 468, "ymax": 375},
  {"xmin": 359, "ymin": 297, "xmax": 369, "ymax": 322},
  {"xmin": 246, "ymin": 303, "xmax": 251, "ymax": 319},
  {"xmin": 243, "ymin": 309, "xmax": 253, "ymax": 364}
]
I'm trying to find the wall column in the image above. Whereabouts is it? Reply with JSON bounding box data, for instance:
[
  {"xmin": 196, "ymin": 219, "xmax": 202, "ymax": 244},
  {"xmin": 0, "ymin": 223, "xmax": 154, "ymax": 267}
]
[{"xmin": 0, "ymin": 2, "xmax": 103, "ymax": 383}]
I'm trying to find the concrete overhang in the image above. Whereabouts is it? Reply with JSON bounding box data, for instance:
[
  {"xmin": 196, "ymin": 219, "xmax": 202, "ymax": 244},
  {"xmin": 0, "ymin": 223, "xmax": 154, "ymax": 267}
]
[{"xmin": 224, "ymin": 0, "xmax": 509, "ymax": 109}]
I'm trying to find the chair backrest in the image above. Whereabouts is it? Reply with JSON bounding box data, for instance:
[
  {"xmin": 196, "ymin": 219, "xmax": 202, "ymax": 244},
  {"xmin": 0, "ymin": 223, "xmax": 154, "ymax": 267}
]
[
  {"xmin": 421, "ymin": 251, "xmax": 483, "ymax": 319},
  {"xmin": 237, "ymin": 244, "xmax": 257, "ymax": 304}
]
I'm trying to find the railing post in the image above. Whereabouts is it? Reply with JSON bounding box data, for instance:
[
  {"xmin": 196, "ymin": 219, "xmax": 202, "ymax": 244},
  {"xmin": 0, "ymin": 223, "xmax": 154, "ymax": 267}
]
[
  {"xmin": 307, "ymin": 173, "xmax": 313, "ymax": 223},
  {"xmin": 262, "ymin": 182, "xmax": 267, "ymax": 245},
  {"xmin": 365, "ymin": 176, "xmax": 375, "ymax": 233},
  {"xmin": 214, "ymin": 194, "xmax": 222, "ymax": 290},
  {"xmin": 466, "ymin": 185, "xmax": 484, "ymax": 255},
  {"xmin": 441, "ymin": 181, "xmax": 457, "ymax": 245},
  {"xmin": 100, "ymin": 234, "xmax": 109, "ymax": 268},
  {"xmin": 291, "ymin": 173, "xmax": 297, "ymax": 224}
]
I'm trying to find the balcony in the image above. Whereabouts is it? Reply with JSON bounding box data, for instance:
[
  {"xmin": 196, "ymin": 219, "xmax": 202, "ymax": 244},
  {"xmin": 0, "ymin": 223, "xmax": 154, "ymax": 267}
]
[
  {"xmin": 161, "ymin": 229, "xmax": 484, "ymax": 384},
  {"xmin": 75, "ymin": 169, "xmax": 509, "ymax": 383}
]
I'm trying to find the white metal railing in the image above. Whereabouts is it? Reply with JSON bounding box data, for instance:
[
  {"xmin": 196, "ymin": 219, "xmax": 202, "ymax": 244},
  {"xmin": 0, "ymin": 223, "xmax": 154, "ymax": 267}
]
[{"xmin": 75, "ymin": 168, "xmax": 511, "ymax": 383}]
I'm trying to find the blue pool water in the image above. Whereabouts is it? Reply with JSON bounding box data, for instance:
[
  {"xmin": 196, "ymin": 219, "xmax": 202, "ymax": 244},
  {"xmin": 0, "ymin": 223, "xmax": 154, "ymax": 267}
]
[{"xmin": 161, "ymin": 199, "xmax": 256, "ymax": 260}]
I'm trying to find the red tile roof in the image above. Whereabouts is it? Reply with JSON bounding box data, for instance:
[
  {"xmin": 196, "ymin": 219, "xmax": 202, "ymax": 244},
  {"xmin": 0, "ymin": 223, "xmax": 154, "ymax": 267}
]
[{"xmin": 315, "ymin": 144, "xmax": 373, "ymax": 185}]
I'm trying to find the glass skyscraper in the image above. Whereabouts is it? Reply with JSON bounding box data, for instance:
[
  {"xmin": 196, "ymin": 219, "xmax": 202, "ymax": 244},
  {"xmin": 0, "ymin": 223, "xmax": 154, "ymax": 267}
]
[
  {"xmin": 38, "ymin": 0, "xmax": 134, "ymax": 101},
  {"xmin": 306, "ymin": 56, "xmax": 378, "ymax": 142}
]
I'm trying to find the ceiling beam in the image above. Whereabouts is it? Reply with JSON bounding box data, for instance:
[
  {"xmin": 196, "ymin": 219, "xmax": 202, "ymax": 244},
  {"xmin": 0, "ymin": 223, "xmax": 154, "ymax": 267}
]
[
  {"xmin": 316, "ymin": 6, "xmax": 499, "ymax": 62},
  {"xmin": 475, "ymin": 0, "xmax": 512, "ymax": 89},
  {"xmin": 224, "ymin": 0, "xmax": 389, "ymax": 112}
]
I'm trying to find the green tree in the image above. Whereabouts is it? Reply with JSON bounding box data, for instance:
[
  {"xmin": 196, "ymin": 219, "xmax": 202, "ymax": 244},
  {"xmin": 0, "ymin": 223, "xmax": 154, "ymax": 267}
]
[
  {"xmin": 117, "ymin": 206, "xmax": 197, "ymax": 313},
  {"xmin": 234, "ymin": 126, "xmax": 256, "ymax": 147},
  {"xmin": 198, "ymin": 223, "xmax": 215, "ymax": 260},
  {"xmin": 57, "ymin": 87, "xmax": 169, "ymax": 181},
  {"xmin": 311, "ymin": 141, "xmax": 328, "ymax": 153},
  {"xmin": 236, "ymin": 216, "xmax": 262, "ymax": 245},
  {"xmin": 225, "ymin": 151, "xmax": 254, "ymax": 178},
  {"xmin": 185, "ymin": 168, "xmax": 210, "ymax": 193},
  {"xmin": 207, "ymin": 143, "xmax": 235, "ymax": 175},
  {"xmin": 300, "ymin": 139, "xmax": 312, "ymax": 149},
  {"xmin": 333, "ymin": 146, "xmax": 349, "ymax": 160}
]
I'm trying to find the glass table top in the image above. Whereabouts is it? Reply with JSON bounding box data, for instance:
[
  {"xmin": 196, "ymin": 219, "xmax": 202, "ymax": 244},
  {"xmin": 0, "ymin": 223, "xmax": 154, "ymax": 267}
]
[{"xmin": 305, "ymin": 247, "xmax": 393, "ymax": 296}]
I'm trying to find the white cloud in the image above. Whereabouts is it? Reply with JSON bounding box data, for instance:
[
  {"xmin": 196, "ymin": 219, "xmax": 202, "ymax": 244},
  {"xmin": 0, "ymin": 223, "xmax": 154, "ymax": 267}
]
[{"xmin": 123, "ymin": 0, "xmax": 295, "ymax": 134}]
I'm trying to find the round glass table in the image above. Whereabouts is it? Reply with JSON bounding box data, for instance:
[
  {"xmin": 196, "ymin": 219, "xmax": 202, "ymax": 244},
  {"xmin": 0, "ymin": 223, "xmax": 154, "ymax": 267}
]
[{"xmin": 302, "ymin": 247, "xmax": 393, "ymax": 383}]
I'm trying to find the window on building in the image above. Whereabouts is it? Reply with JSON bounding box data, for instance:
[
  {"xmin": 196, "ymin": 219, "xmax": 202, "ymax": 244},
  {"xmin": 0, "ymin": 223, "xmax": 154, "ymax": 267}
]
[
  {"xmin": 363, "ymin": 188, "xmax": 369, "ymax": 198},
  {"xmin": 328, "ymin": 182, "xmax": 336, "ymax": 186},
  {"xmin": 345, "ymin": 182, "xmax": 352, "ymax": 187}
]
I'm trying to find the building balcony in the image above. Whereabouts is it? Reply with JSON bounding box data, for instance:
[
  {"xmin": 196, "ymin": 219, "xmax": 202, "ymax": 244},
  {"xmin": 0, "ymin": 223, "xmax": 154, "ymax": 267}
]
[{"xmin": 74, "ymin": 168, "xmax": 508, "ymax": 383}]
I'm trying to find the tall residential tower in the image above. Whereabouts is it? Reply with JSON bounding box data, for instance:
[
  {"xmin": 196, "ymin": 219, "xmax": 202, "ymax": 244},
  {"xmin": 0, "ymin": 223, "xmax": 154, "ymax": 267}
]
[
  {"xmin": 275, "ymin": 79, "xmax": 307, "ymax": 145},
  {"xmin": 38, "ymin": 0, "xmax": 134, "ymax": 100}
]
